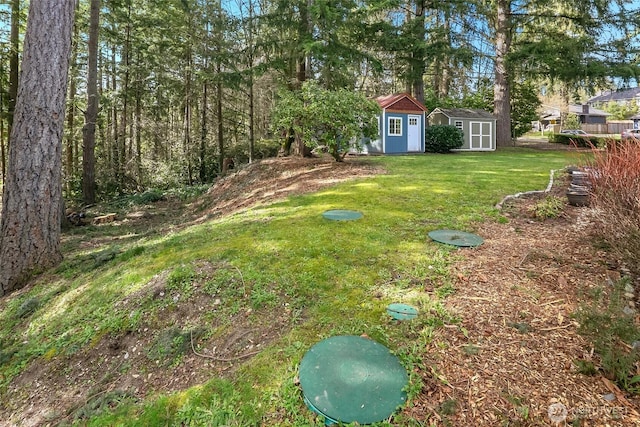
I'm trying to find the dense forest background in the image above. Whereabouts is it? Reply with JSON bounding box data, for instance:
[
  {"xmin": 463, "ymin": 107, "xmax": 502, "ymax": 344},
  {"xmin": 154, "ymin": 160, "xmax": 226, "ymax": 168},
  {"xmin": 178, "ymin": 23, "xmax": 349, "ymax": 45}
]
[{"xmin": 0, "ymin": 0, "xmax": 639, "ymax": 203}]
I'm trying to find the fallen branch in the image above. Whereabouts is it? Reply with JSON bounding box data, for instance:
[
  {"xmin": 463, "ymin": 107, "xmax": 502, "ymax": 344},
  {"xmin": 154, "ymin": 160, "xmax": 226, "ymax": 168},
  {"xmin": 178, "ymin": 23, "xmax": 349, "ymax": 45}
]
[
  {"xmin": 540, "ymin": 299, "xmax": 564, "ymax": 306},
  {"xmin": 539, "ymin": 324, "xmax": 573, "ymax": 332},
  {"xmin": 458, "ymin": 296, "xmax": 493, "ymax": 302}
]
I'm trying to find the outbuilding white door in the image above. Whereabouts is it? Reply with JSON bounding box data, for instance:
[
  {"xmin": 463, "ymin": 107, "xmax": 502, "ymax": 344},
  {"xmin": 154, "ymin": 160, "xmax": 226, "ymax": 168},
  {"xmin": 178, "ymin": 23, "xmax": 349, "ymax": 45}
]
[
  {"xmin": 407, "ymin": 115, "xmax": 422, "ymax": 151},
  {"xmin": 470, "ymin": 121, "xmax": 492, "ymax": 149}
]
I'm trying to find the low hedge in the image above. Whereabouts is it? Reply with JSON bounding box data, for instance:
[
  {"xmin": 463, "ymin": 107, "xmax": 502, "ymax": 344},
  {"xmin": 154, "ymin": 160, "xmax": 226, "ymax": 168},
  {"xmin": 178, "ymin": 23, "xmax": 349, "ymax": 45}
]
[{"xmin": 548, "ymin": 133, "xmax": 603, "ymax": 148}]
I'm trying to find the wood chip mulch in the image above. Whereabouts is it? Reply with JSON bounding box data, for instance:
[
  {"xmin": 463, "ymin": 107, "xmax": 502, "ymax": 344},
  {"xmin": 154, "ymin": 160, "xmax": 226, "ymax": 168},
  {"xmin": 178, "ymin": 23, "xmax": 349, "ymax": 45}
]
[{"xmin": 406, "ymin": 195, "xmax": 640, "ymax": 426}]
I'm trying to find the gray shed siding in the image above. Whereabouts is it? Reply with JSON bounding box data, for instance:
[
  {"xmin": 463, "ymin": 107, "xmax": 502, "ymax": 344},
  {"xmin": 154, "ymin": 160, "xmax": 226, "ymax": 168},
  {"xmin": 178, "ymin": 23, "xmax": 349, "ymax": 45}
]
[{"xmin": 427, "ymin": 109, "xmax": 496, "ymax": 151}]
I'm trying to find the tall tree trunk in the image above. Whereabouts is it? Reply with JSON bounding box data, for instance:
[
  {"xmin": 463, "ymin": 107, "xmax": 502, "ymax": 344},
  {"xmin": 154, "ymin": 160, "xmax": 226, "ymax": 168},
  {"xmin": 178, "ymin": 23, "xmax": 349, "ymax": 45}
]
[
  {"xmin": 184, "ymin": 92, "xmax": 193, "ymax": 184},
  {"xmin": 248, "ymin": 75, "xmax": 255, "ymax": 163},
  {"xmin": 0, "ymin": 70, "xmax": 5, "ymax": 181},
  {"xmin": 184, "ymin": 49, "xmax": 193, "ymax": 185},
  {"xmin": 82, "ymin": 0, "xmax": 100, "ymax": 205},
  {"xmin": 200, "ymin": 79, "xmax": 208, "ymax": 182},
  {"xmin": 247, "ymin": 0, "xmax": 255, "ymax": 163},
  {"xmin": 494, "ymin": 0, "xmax": 513, "ymax": 147},
  {"xmin": 0, "ymin": 0, "xmax": 76, "ymax": 295},
  {"xmin": 135, "ymin": 52, "xmax": 142, "ymax": 182},
  {"xmin": 411, "ymin": 0, "xmax": 426, "ymax": 105},
  {"xmin": 296, "ymin": 0, "xmax": 311, "ymax": 87},
  {"xmin": 438, "ymin": 16, "xmax": 452, "ymax": 98},
  {"xmin": 65, "ymin": 73, "xmax": 77, "ymax": 195},
  {"xmin": 119, "ymin": 7, "xmax": 131, "ymax": 188},
  {"xmin": 8, "ymin": 0, "xmax": 20, "ymax": 133},
  {"xmin": 558, "ymin": 84, "xmax": 570, "ymax": 130},
  {"xmin": 153, "ymin": 87, "xmax": 163, "ymax": 162},
  {"xmin": 65, "ymin": 1, "xmax": 80, "ymax": 197},
  {"xmin": 216, "ymin": 63, "xmax": 225, "ymax": 175},
  {"xmin": 111, "ymin": 46, "xmax": 120, "ymax": 186},
  {"xmin": 403, "ymin": 5, "xmax": 413, "ymax": 95}
]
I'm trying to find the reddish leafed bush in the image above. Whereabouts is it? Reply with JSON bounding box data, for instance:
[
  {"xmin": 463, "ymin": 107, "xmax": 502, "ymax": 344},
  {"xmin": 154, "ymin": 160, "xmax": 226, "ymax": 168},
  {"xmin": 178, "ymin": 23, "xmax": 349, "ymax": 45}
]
[{"xmin": 587, "ymin": 141, "xmax": 640, "ymax": 276}]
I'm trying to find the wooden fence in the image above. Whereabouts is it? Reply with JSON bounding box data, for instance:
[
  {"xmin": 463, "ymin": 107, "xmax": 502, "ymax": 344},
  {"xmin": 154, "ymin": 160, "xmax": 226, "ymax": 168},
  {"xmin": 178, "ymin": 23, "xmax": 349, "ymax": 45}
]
[{"xmin": 583, "ymin": 121, "xmax": 633, "ymax": 135}]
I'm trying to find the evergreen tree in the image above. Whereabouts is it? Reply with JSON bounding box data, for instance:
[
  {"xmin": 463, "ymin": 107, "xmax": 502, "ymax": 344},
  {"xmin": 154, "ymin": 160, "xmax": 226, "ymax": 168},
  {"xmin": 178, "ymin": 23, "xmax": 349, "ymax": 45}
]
[{"xmin": 0, "ymin": 0, "xmax": 76, "ymax": 295}]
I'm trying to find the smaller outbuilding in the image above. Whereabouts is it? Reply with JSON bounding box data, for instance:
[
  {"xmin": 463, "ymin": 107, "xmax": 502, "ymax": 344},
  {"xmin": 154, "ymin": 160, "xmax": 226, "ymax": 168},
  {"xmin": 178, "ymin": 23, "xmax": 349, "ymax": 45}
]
[
  {"xmin": 427, "ymin": 108, "xmax": 496, "ymax": 151},
  {"xmin": 360, "ymin": 93, "xmax": 428, "ymax": 154}
]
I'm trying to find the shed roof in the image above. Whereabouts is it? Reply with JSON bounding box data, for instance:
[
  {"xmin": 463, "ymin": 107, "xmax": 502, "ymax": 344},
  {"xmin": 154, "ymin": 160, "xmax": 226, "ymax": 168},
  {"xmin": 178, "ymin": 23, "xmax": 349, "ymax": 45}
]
[
  {"xmin": 429, "ymin": 108, "xmax": 496, "ymax": 120},
  {"xmin": 376, "ymin": 93, "xmax": 427, "ymax": 112},
  {"xmin": 588, "ymin": 87, "xmax": 640, "ymax": 103}
]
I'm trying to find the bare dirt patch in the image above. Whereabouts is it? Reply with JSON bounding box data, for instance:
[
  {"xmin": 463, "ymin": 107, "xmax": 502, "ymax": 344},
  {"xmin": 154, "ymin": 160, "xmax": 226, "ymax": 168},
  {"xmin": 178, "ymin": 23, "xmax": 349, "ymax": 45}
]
[
  {"xmin": 189, "ymin": 155, "xmax": 384, "ymax": 223},
  {"xmin": 5, "ymin": 261, "xmax": 295, "ymax": 426}
]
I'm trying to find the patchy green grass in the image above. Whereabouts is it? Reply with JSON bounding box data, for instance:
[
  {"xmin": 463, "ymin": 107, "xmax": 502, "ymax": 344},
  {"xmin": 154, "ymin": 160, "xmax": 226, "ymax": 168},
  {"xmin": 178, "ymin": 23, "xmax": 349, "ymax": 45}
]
[{"xmin": 0, "ymin": 151, "xmax": 573, "ymax": 425}]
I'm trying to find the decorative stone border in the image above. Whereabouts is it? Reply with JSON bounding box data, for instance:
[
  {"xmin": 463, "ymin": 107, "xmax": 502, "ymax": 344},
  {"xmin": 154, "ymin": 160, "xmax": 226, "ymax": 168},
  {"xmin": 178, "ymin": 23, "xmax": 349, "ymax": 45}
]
[{"xmin": 495, "ymin": 169, "xmax": 557, "ymax": 209}]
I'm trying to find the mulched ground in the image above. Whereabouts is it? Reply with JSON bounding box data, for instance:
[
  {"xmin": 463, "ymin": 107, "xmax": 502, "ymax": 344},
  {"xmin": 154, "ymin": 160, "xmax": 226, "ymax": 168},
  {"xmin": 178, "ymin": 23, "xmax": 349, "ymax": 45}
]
[{"xmin": 406, "ymin": 178, "xmax": 640, "ymax": 426}]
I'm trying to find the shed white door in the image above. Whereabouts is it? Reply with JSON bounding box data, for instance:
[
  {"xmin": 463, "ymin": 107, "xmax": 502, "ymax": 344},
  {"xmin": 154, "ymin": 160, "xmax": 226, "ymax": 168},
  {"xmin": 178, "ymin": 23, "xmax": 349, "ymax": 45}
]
[
  {"xmin": 407, "ymin": 115, "xmax": 422, "ymax": 151},
  {"xmin": 470, "ymin": 121, "xmax": 492, "ymax": 149}
]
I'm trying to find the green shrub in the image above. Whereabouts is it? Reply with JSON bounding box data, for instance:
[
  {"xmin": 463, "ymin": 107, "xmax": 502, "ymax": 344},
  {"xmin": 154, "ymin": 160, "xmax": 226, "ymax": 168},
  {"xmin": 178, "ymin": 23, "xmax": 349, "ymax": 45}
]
[
  {"xmin": 112, "ymin": 189, "xmax": 165, "ymax": 208},
  {"xmin": 137, "ymin": 189, "xmax": 165, "ymax": 204},
  {"xmin": 425, "ymin": 125, "xmax": 464, "ymax": 153},
  {"xmin": 253, "ymin": 138, "xmax": 282, "ymax": 160},
  {"xmin": 165, "ymin": 184, "xmax": 210, "ymax": 201},
  {"xmin": 529, "ymin": 195, "xmax": 564, "ymax": 220},
  {"xmin": 549, "ymin": 133, "xmax": 602, "ymax": 148}
]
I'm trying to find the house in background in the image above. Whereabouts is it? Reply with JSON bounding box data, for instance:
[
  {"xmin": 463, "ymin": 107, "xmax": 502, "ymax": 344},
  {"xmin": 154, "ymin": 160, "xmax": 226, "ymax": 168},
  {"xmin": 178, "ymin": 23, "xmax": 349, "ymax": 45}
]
[
  {"xmin": 360, "ymin": 93, "xmax": 427, "ymax": 154},
  {"xmin": 427, "ymin": 108, "xmax": 496, "ymax": 151},
  {"xmin": 587, "ymin": 87, "xmax": 640, "ymax": 108},
  {"xmin": 539, "ymin": 104, "xmax": 609, "ymax": 128}
]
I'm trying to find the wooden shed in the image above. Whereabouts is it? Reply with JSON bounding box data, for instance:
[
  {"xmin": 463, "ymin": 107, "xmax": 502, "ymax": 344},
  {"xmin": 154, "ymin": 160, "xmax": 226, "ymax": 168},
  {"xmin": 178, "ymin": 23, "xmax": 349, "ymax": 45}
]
[
  {"xmin": 361, "ymin": 93, "xmax": 428, "ymax": 154},
  {"xmin": 427, "ymin": 108, "xmax": 496, "ymax": 151}
]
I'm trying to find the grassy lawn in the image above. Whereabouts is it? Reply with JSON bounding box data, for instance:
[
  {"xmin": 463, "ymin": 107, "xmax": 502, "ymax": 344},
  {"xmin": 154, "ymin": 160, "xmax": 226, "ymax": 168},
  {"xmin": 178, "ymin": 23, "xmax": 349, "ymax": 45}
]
[{"xmin": 0, "ymin": 150, "xmax": 577, "ymax": 426}]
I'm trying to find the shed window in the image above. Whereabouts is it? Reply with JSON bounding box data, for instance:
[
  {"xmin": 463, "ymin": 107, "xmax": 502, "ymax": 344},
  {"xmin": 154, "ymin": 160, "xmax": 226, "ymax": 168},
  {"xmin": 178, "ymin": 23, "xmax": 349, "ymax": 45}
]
[
  {"xmin": 454, "ymin": 121, "xmax": 463, "ymax": 131},
  {"xmin": 388, "ymin": 118, "xmax": 402, "ymax": 136},
  {"xmin": 409, "ymin": 117, "xmax": 418, "ymax": 126}
]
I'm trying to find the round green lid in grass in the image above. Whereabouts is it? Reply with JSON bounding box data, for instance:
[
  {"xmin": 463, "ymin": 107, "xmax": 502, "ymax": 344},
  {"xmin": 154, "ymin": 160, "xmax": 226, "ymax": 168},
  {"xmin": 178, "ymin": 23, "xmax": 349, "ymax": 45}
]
[
  {"xmin": 428, "ymin": 229, "xmax": 484, "ymax": 247},
  {"xmin": 322, "ymin": 209, "xmax": 363, "ymax": 221},
  {"xmin": 299, "ymin": 335, "xmax": 408, "ymax": 425},
  {"xmin": 387, "ymin": 303, "xmax": 418, "ymax": 320}
]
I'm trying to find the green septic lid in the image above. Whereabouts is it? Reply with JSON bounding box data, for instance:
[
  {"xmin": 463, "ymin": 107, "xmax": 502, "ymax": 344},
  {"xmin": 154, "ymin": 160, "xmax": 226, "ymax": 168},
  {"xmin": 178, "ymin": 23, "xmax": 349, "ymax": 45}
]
[
  {"xmin": 299, "ymin": 335, "xmax": 408, "ymax": 425},
  {"xmin": 322, "ymin": 209, "xmax": 363, "ymax": 221},
  {"xmin": 387, "ymin": 303, "xmax": 418, "ymax": 320},
  {"xmin": 428, "ymin": 229, "xmax": 484, "ymax": 247}
]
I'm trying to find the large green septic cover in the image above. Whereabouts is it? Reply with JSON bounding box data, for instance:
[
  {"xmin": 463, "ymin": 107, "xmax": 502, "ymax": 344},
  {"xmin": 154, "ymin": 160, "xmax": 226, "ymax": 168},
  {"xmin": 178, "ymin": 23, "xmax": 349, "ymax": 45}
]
[
  {"xmin": 428, "ymin": 229, "xmax": 484, "ymax": 247},
  {"xmin": 299, "ymin": 335, "xmax": 408, "ymax": 425},
  {"xmin": 322, "ymin": 209, "xmax": 363, "ymax": 221}
]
